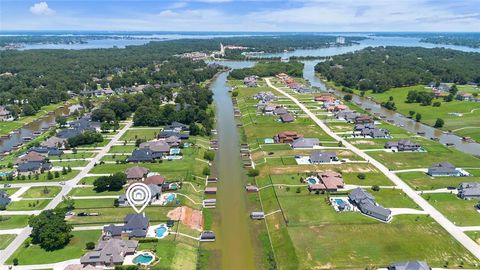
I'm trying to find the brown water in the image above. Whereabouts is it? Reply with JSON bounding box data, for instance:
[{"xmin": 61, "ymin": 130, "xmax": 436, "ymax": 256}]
[
  {"xmin": 0, "ymin": 104, "xmax": 81, "ymax": 154},
  {"xmin": 208, "ymin": 62, "xmax": 257, "ymax": 270}
]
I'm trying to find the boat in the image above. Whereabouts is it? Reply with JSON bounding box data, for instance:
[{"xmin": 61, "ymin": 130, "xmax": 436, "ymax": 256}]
[
  {"xmin": 33, "ymin": 131, "xmax": 42, "ymax": 135},
  {"xmin": 445, "ymin": 142, "xmax": 455, "ymax": 147},
  {"xmin": 417, "ymin": 131, "xmax": 426, "ymax": 135},
  {"xmin": 23, "ymin": 137, "xmax": 33, "ymax": 141}
]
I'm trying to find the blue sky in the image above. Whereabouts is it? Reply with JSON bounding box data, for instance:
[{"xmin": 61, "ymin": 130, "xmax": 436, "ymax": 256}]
[{"xmin": 1, "ymin": 0, "xmax": 480, "ymax": 31}]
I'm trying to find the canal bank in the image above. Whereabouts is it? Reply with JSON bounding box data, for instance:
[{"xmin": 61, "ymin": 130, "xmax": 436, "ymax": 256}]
[{"xmin": 204, "ymin": 63, "xmax": 258, "ymax": 270}]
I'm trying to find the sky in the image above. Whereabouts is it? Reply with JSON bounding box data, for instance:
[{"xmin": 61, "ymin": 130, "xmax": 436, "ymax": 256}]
[{"xmin": 1, "ymin": 0, "xmax": 480, "ymax": 32}]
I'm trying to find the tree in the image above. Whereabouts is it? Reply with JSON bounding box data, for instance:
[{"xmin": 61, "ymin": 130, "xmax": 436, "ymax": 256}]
[
  {"xmin": 343, "ymin": 94, "xmax": 352, "ymax": 102},
  {"xmin": 86, "ymin": 242, "xmax": 95, "ymax": 250},
  {"xmin": 415, "ymin": 113, "xmax": 422, "ymax": 122},
  {"xmin": 93, "ymin": 173, "xmax": 127, "ymax": 192},
  {"xmin": 357, "ymin": 173, "xmax": 366, "ymax": 180},
  {"xmin": 371, "ymin": 185, "xmax": 380, "ymax": 192},
  {"xmin": 62, "ymin": 166, "xmax": 67, "ymax": 175},
  {"xmin": 202, "ymin": 166, "xmax": 210, "ymax": 176},
  {"xmin": 22, "ymin": 103, "xmax": 36, "ymax": 116},
  {"xmin": 247, "ymin": 169, "xmax": 259, "ymax": 177},
  {"xmin": 29, "ymin": 210, "xmax": 72, "ymax": 251},
  {"xmin": 13, "ymin": 258, "xmax": 19, "ymax": 266},
  {"xmin": 47, "ymin": 171, "xmax": 54, "ymax": 180},
  {"xmin": 100, "ymin": 122, "xmax": 111, "ymax": 133},
  {"xmin": 54, "ymin": 171, "xmax": 60, "ymax": 178},
  {"xmin": 432, "ymin": 101, "xmax": 441, "ymax": 107},
  {"xmin": 203, "ymin": 150, "xmax": 215, "ymax": 161},
  {"xmin": 434, "ymin": 118, "xmax": 444, "ymax": 128},
  {"xmin": 63, "ymin": 198, "xmax": 75, "ymax": 211},
  {"xmin": 56, "ymin": 116, "xmax": 67, "ymax": 127},
  {"xmin": 408, "ymin": 110, "xmax": 416, "ymax": 118}
]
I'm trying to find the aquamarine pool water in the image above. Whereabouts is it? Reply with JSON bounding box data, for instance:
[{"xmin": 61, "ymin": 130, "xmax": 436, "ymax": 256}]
[
  {"xmin": 133, "ymin": 253, "xmax": 154, "ymax": 264},
  {"xmin": 166, "ymin": 193, "xmax": 176, "ymax": 202},
  {"xmin": 156, "ymin": 226, "xmax": 168, "ymax": 238},
  {"xmin": 307, "ymin": 177, "xmax": 317, "ymax": 184},
  {"xmin": 169, "ymin": 183, "xmax": 178, "ymax": 190},
  {"xmin": 335, "ymin": 198, "xmax": 346, "ymax": 206}
]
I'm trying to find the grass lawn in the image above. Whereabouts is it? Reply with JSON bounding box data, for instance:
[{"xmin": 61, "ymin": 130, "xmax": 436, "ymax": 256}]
[
  {"xmin": 0, "ymin": 188, "xmax": 20, "ymax": 196},
  {"xmin": 6, "ymin": 199, "xmax": 51, "ymax": 211},
  {"xmin": 398, "ymin": 171, "xmax": 480, "ymax": 190},
  {"xmin": 66, "ymin": 206, "xmax": 176, "ymax": 225},
  {"xmin": 59, "ymin": 198, "xmax": 115, "ymax": 209},
  {"xmin": 368, "ymin": 143, "xmax": 480, "ymax": 170},
  {"xmin": 22, "ymin": 186, "xmax": 61, "ymax": 198},
  {"xmin": 466, "ymin": 231, "xmax": 480, "ymax": 244},
  {"xmin": 120, "ymin": 129, "xmax": 159, "ymax": 141},
  {"xmin": 77, "ymin": 177, "xmax": 98, "ymax": 185},
  {"xmin": 342, "ymin": 172, "xmax": 394, "ymax": 186},
  {"xmin": 108, "ymin": 145, "xmax": 137, "ymax": 153},
  {"xmin": 0, "ymin": 234, "xmax": 16, "ymax": 250},
  {"xmin": 422, "ymin": 193, "xmax": 480, "ymax": 226},
  {"xmin": 69, "ymin": 187, "xmax": 125, "ymax": 197},
  {"xmin": 355, "ymin": 85, "xmax": 480, "ymax": 137},
  {"xmin": 6, "ymin": 230, "xmax": 101, "ymax": 265},
  {"xmin": 0, "ymin": 171, "xmax": 80, "ymax": 184},
  {"xmin": 0, "ymin": 216, "xmax": 30, "ymax": 229},
  {"xmin": 139, "ymin": 236, "xmax": 198, "ymax": 270},
  {"xmin": 51, "ymin": 160, "xmax": 89, "ymax": 168}
]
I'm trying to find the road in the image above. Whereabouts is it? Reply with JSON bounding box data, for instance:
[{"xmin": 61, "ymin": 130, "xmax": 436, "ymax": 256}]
[
  {"xmin": 0, "ymin": 121, "xmax": 132, "ymax": 266},
  {"xmin": 265, "ymin": 78, "xmax": 480, "ymax": 259}
]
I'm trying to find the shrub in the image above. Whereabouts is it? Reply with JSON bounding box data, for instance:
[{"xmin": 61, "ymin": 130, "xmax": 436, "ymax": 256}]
[
  {"xmin": 247, "ymin": 168, "xmax": 259, "ymax": 177},
  {"xmin": 357, "ymin": 173, "xmax": 366, "ymax": 180},
  {"xmin": 85, "ymin": 242, "xmax": 95, "ymax": 250},
  {"xmin": 371, "ymin": 185, "xmax": 380, "ymax": 192}
]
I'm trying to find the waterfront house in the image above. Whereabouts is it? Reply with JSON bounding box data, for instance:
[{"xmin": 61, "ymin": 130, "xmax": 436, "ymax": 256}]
[
  {"xmin": 253, "ymin": 92, "xmax": 277, "ymax": 104},
  {"xmin": 15, "ymin": 151, "xmax": 46, "ymax": 165},
  {"xmin": 0, "ymin": 106, "xmax": 13, "ymax": 121},
  {"xmin": 0, "ymin": 190, "xmax": 11, "ymax": 208},
  {"xmin": 41, "ymin": 136, "xmax": 67, "ymax": 148},
  {"xmin": 308, "ymin": 171, "xmax": 344, "ymax": 192},
  {"xmin": 118, "ymin": 184, "xmax": 160, "ymax": 207},
  {"xmin": 158, "ymin": 131, "xmax": 189, "ymax": 140},
  {"xmin": 354, "ymin": 115, "xmax": 373, "ymax": 124},
  {"xmin": 280, "ymin": 113, "xmax": 295, "ymax": 123},
  {"xmin": 143, "ymin": 175, "xmax": 166, "ymax": 186},
  {"xmin": 291, "ymin": 138, "xmax": 320, "ymax": 149},
  {"xmin": 139, "ymin": 140, "xmax": 171, "ymax": 157},
  {"xmin": 27, "ymin": 146, "xmax": 63, "ymax": 157},
  {"xmin": 348, "ymin": 187, "xmax": 392, "ymax": 222},
  {"xmin": 103, "ymin": 213, "xmax": 150, "ymax": 239},
  {"xmin": 427, "ymin": 162, "xmax": 462, "ymax": 177},
  {"xmin": 274, "ymin": 131, "xmax": 303, "ymax": 143},
  {"xmin": 335, "ymin": 110, "xmax": 358, "ymax": 122},
  {"xmin": 457, "ymin": 182, "xmax": 480, "ymax": 200},
  {"xmin": 125, "ymin": 166, "xmax": 149, "ymax": 182},
  {"xmin": 387, "ymin": 261, "xmax": 431, "ymax": 270},
  {"xmin": 384, "ymin": 140, "xmax": 421, "ymax": 152},
  {"xmin": 80, "ymin": 238, "xmax": 138, "ymax": 267},
  {"xmin": 309, "ymin": 151, "xmax": 337, "ymax": 164},
  {"xmin": 456, "ymin": 92, "xmax": 473, "ymax": 101},
  {"xmin": 314, "ymin": 95, "xmax": 336, "ymax": 103},
  {"xmin": 163, "ymin": 122, "xmax": 189, "ymax": 133},
  {"xmin": 244, "ymin": 76, "xmax": 258, "ymax": 87},
  {"xmin": 17, "ymin": 161, "xmax": 53, "ymax": 176}
]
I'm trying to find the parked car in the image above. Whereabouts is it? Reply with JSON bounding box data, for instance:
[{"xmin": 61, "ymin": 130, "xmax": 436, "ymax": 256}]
[
  {"xmin": 3, "ymin": 184, "xmax": 11, "ymax": 188},
  {"xmin": 446, "ymin": 186, "xmax": 456, "ymax": 190}
]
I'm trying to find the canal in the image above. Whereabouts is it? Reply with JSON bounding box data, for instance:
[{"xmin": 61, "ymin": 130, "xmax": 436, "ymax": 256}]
[{"xmin": 208, "ymin": 61, "xmax": 257, "ymax": 270}]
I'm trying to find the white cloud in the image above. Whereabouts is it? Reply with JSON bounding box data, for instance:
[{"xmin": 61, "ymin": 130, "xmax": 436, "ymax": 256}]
[
  {"xmin": 169, "ymin": 2, "xmax": 188, "ymax": 9},
  {"xmin": 30, "ymin": 2, "xmax": 56, "ymax": 16}
]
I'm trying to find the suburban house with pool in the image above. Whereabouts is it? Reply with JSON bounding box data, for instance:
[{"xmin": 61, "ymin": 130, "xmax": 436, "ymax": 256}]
[
  {"xmin": 103, "ymin": 213, "xmax": 150, "ymax": 239},
  {"xmin": 80, "ymin": 238, "xmax": 138, "ymax": 267},
  {"xmin": 457, "ymin": 182, "xmax": 480, "ymax": 200},
  {"xmin": 118, "ymin": 184, "xmax": 161, "ymax": 207},
  {"xmin": 309, "ymin": 151, "xmax": 337, "ymax": 164},
  {"xmin": 387, "ymin": 261, "xmax": 431, "ymax": 270},
  {"xmin": 335, "ymin": 110, "xmax": 358, "ymax": 122},
  {"xmin": 274, "ymin": 131, "xmax": 303, "ymax": 143},
  {"xmin": 427, "ymin": 162, "xmax": 466, "ymax": 177},
  {"xmin": 14, "ymin": 151, "xmax": 53, "ymax": 176},
  {"xmin": 307, "ymin": 171, "xmax": 344, "ymax": 192},
  {"xmin": 348, "ymin": 187, "xmax": 392, "ymax": 222},
  {"xmin": 291, "ymin": 138, "xmax": 320, "ymax": 149},
  {"xmin": 385, "ymin": 140, "xmax": 421, "ymax": 152}
]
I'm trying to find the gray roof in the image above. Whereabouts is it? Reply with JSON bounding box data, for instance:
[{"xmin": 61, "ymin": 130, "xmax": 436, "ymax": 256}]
[
  {"xmin": 349, "ymin": 188, "xmax": 391, "ymax": 221},
  {"xmin": 80, "ymin": 238, "xmax": 138, "ymax": 265},
  {"xmin": 280, "ymin": 113, "xmax": 295, "ymax": 123},
  {"xmin": 274, "ymin": 107, "xmax": 288, "ymax": 115},
  {"xmin": 458, "ymin": 182, "xmax": 480, "ymax": 198},
  {"xmin": 103, "ymin": 213, "xmax": 149, "ymax": 238},
  {"xmin": 17, "ymin": 161, "xmax": 52, "ymax": 172},
  {"xmin": 292, "ymin": 138, "xmax": 320, "ymax": 148},
  {"xmin": 428, "ymin": 162, "xmax": 458, "ymax": 175},
  {"xmin": 388, "ymin": 261, "xmax": 430, "ymax": 270},
  {"xmin": 0, "ymin": 191, "xmax": 11, "ymax": 206},
  {"xmin": 127, "ymin": 148, "xmax": 154, "ymax": 162},
  {"xmin": 309, "ymin": 151, "xmax": 336, "ymax": 163}
]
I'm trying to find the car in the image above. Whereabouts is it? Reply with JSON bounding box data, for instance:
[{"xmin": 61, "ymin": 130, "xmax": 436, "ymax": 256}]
[
  {"xmin": 446, "ymin": 186, "xmax": 456, "ymax": 190},
  {"xmin": 3, "ymin": 184, "xmax": 11, "ymax": 188}
]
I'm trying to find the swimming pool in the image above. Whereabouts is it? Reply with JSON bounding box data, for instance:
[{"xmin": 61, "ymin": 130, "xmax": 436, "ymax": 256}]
[
  {"xmin": 165, "ymin": 193, "xmax": 176, "ymax": 202},
  {"xmin": 169, "ymin": 183, "xmax": 178, "ymax": 190},
  {"xmin": 170, "ymin": 148, "xmax": 181, "ymax": 155},
  {"xmin": 156, "ymin": 225, "xmax": 168, "ymax": 238},
  {"xmin": 133, "ymin": 253, "xmax": 154, "ymax": 265},
  {"xmin": 334, "ymin": 198, "xmax": 346, "ymax": 206},
  {"xmin": 307, "ymin": 177, "xmax": 318, "ymax": 184}
]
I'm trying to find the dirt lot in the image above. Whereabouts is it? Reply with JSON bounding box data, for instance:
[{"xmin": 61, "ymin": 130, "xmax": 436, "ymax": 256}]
[{"xmin": 168, "ymin": 206, "xmax": 203, "ymax": 231}]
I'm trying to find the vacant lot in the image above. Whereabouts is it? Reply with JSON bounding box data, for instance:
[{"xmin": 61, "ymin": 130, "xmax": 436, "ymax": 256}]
[
  {"xmin": 422, "ymin": 193, "xmax": 480, "ymax": 226},
  {"xmin": 398, "ymin": 171, "xmax": 480, "ymax": 190},
  {"xmin": 22, "ymin": 186, "xmax": 61, "ymax": 198}
]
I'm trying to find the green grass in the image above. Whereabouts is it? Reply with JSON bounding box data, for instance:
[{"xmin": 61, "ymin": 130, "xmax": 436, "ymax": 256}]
[
  {"xmin": 66, "ymin": 206, "xmax": 175, "ymax": 225},
  {"xmin": 355, "ymin": 85, "xmax": 480, "ymax": 138},
  {"xmin": 6, "ymin": 199, "xmax": 51, "ymax": 211},
  {"xmin": 0, "ymin": 234, "xmax": 16, "ymax": 250},
  {"xmin": 139, "ymin": 236, "xmax": 198, "ymax": 270},
  {"xmin": 422, "ymin": 193, "xmax": 480, "ymax": 226},
  {"xmin": 59, "ymin": 198, "xmax": 115, "ymax": 209},
  {"xmin": 68, "ymin": 187, "xmax": 125, "ymax": 197},
  {"xmin": 398, "ymin": 171, "xmax": 480, "ymax": 190},
  {"xmin": 0, "ymin": 188, "xmax": 19, "ymax": 196},
  {"xmin": 51, "ymin": 160, "xmax": 89, "ymax": 167},
  {"xmin": 6, "ymin": 230, "xmax": 102, "ymax": 265},
  {"xmin": 466, "ymin": 231, "xmax": 480, "ymax": 244},
  {"xmin": 108, "ymin": 145, "xmax": 136, "ymax": 153},
  {"xmin": 120, "ymin": 129, "xmax": 160, "ymax": 141},
  {"xmin": 21, "ymin": 186, "xmax": 61, "ymax": 198},
  {"xmin": 0, "ymin": 170, "xmax": 79, "ymax": 184},
  {"xmin": 0, "ymin": 216, "xmax": 30, "ymax": 229}
]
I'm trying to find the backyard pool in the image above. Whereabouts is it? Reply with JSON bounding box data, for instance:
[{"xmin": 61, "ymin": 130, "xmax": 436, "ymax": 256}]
[
  {"xmin": 170, "ymin": 148, "xmax": 181, "ymax": 155},
  {"xmin": 306, "ymin": 177, "xmax": 319, "ymax": 184},
  {"xmin": 169, "ymin": 183, "xmax": 178, "ymax": 190},
  {"xmin": 133, "ymin": 252, "xmax": 154, "ymax": 265},
  {"xmin": 155, "ymin": 225, "xmax": 169, "ymax": 238}
]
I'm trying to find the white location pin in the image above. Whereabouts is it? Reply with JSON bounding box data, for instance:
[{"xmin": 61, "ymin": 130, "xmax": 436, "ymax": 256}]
[{"xmin": 126, "ymin": 183, "xmax": 152, "ymax": 214}]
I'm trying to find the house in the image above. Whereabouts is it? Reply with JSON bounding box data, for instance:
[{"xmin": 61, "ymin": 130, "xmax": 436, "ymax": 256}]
[
  {"xmin": 163, "ymin": 122, "xmax": 189, "ymax": 133},
  {"xmin": 457, "ymin": 182, "xmax": 480, "ymax": 200},
  {"xmin": 335, "ymin": 110, "xmax": 358, "ymax": 122},
  {"xmin": 103, "ymin": 213, "xmax": 150, "ymax": 239},
  {"xmin": 358, "ymin": 126, "xmax": 390, "ymax": 139},
  {"xmin": 354, "ymin": 115, "xmax": 373, "ymax": 124},
  {"xmin": 388, "ymin": 261, "xmax": 431, "ymax": 270},
  {"xmin": 27, "ymin": 146, "xmax": 63, "ymax": 156},
  {"xmin": 0, "ymin": 106, "xmax": 13, "ymax": 121},
  {"xmin": 125, "ymin": 166, "xmax": 149, "ymax": 182},
  {"xmin": 80, "ymin": 238, "xmax": 138, "ymax": 266},
  {"xmin": 319, "ymin": 171, "xmax": 344, "ymax": 190},
  {"xmin": 118, "ymin": 184, "xmax": 160, "ymax": 206},
  {"xmin": 244, "ymin": 76, "xmax": 258, "ymax": 87},
  {"xmin": 127, "ymin": 148, "xmax": 154, "ymax": 163},
  {"xmin": 309, "ymin": 151, "xmax": 337, "ymax": 164},
  {"xmin": 17, "ymin": 161, "xmax": 53, "ymax": 175},
  {"xmin": 457, "ymin": 92, "xmax": 473, "ymax": 101},
  {"xmin": 158, "ymin": 131, "xmax": 189, "ymax": 140},
  {"xmin": 41, "ymin": 136, "xmax": 67, "ymax": 148},
  {"xmin": 438, "ymin": 83, "xmax": 451, "ymax": 92},
  {"xmin": 0, "ymin": 190, "xmax": 11, "ymax": 208},
  {"xmin": 253, "ymin": 92, "xmax": 277, "ymax": 103},
  {"xmin": 164, "ymin": 136, "xmax": 182, "ymax": 147},
  {"xmin": 385, "ymin": 140, "xmax": 421, "ymax": 152},
  {"xmin": 262, "ymin": 104, "xmax": 277, "ymax": 115},
  {"xmin": 274, "ymin": 131, "xmax": 303, "ymax": 143},
  {"xmin": 65, "ymin": 264, "xmax": 103, "ymax": 270},
  {"xmin": 273, "ymin": 107, "xmax": 289, "ymax": 116},
  {"xmin": 354, "ymin": 123, "xmax": 376, "ymax": 131},
  {"xmin": 140, "ymin": 140, "xmax": 171, "ymax": 157},
  {"xmin": 314, "ymin": 95, "xmax": 336, "ymax": 103},
  {"xmin": 280, "ymin": 113, "xmax": 295, "ymax": 123},
  {"xmin": 291, "ymin": 138, "xmax": 320, "ymax": 149},
  {"xmin": 143, "ymin": 175, "xmax": 166, "ymax": 186},
  {"xmin": 427, "ymin": 162, "xmax": 462, "ymax": 177},
  {"xmin": 348, "ymin": 187, "xmax": 392, "ymax": 222},
  {"xmin": 15, "ymin": 151, "xmax": 46, "ymax": 165}
]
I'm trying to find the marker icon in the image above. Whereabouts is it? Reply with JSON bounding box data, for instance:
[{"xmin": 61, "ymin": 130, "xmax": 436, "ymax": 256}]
[{"xmin": 126, "ymin": 183, "xmax": 152, "ymax": 214}]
